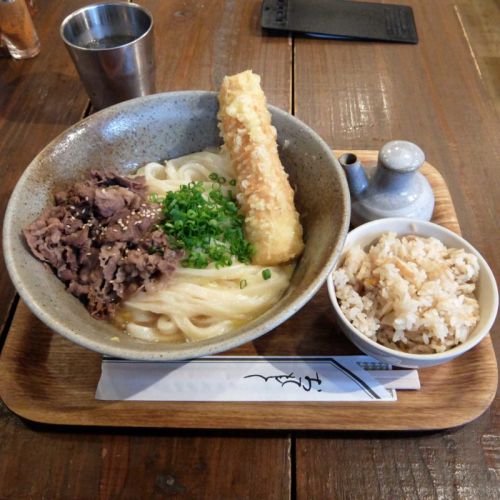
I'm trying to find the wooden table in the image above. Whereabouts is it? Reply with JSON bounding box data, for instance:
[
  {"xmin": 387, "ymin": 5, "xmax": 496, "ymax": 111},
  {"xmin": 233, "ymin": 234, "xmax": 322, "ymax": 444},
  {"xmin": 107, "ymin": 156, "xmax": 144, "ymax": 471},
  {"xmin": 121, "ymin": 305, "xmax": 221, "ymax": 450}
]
[{"xmin": 0, "ymin": 1, "xmax": 498, "ymax": 497}]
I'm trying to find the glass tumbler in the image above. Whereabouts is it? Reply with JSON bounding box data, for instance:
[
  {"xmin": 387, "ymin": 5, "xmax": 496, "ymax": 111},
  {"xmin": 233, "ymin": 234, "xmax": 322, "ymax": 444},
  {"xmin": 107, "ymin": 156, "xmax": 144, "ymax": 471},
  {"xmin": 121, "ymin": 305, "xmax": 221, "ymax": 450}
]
[{"xmin": 0, "ymin": 0, "xmax": 40, "ymax": 59}]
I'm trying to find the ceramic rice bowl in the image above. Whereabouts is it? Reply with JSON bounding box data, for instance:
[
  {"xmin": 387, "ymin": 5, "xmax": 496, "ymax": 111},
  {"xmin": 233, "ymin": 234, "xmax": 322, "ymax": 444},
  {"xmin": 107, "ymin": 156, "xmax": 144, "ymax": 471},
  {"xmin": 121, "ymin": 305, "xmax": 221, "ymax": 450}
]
[
  {"xmin": 327, "ymin": 218, "xmax": 498, "ymax": 369},
  {"xmin": 4, "ymin": 91, "xmax": 350, "ymax": 360}
]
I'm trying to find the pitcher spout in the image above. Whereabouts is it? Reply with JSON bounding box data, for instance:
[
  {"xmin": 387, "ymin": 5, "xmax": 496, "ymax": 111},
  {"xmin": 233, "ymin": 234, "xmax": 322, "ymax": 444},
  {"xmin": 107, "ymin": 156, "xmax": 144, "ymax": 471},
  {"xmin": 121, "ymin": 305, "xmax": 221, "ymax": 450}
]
[{"xmin": 338, "ymin": 153, "xmax": 368, "ymax": 197}]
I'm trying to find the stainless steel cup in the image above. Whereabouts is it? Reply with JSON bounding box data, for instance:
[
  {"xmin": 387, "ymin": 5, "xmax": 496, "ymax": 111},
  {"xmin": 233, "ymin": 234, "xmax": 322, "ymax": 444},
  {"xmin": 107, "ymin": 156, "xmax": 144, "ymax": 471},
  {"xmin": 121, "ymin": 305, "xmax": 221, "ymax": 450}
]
[{"xmin": 60, "ymin": 2, "xmax": 155, "ymax": 110}]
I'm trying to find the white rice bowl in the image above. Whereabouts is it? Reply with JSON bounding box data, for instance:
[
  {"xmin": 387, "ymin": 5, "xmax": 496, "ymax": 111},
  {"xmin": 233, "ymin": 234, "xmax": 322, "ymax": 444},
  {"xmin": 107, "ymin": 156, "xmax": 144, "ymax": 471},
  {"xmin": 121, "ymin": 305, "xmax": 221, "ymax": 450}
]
[
  {"xmin": 333, "ymin": 232, "xmax": 480, "ymax": 354},
  {"xmin": 327, "ymin": 218, "xmax": 498, "ymax": 368}
]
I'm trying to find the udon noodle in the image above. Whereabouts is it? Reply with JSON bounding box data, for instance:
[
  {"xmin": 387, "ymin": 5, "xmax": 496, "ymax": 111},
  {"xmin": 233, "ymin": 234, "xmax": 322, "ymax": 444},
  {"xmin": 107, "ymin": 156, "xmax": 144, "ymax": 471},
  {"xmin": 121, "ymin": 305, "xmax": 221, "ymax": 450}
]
[{"xmin": 115, "ymin": 150, "xmax": 294, "ymax": 343}]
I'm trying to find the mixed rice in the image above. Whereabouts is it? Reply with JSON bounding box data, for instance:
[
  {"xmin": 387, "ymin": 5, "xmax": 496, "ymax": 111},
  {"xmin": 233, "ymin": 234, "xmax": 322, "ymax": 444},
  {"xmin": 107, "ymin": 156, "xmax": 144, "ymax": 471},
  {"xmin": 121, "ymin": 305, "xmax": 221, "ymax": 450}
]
[{"xmin": 333, "ymin": 232, "xmax": 480, "ymax": 354}]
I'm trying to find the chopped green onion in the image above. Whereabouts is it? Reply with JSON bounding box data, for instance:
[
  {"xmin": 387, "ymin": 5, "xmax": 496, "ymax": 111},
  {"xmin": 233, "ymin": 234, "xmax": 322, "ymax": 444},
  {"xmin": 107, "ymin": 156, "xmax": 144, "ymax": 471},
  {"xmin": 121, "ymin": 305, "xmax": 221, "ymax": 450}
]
[
  {"xmin": 262, "ymin": 269, "xmax": 272, "ymax": 280},
  {"xmin": 229, "ymin": 179, "xmax": 237, "ymax": 186},
  {"xmin": 157, "ymin": 181, "xmax": 254, "ymax": 269},
  {"xmin": 240, "ymin": 279, "xmax": 247, "ymax": 289},
  {"xmin": 208, "ymin": 172, "xmax": 226, "ymax": 185},
  {"xmin": 150, "ymin": 192, "xmax": 161, "ymax": 203}
]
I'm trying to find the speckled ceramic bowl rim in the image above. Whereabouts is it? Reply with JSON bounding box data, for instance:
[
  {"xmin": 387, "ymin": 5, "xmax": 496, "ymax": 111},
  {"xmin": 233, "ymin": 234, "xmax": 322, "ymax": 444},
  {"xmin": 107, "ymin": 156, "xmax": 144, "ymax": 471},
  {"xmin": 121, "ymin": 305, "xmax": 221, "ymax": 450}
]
[
  {"xmin": 4, "ymin": 91, "xmax": 350, "ymax": 360},
  {"xmin": 327, "ymin": 218, "xmax": 498, "ymax": 361}
]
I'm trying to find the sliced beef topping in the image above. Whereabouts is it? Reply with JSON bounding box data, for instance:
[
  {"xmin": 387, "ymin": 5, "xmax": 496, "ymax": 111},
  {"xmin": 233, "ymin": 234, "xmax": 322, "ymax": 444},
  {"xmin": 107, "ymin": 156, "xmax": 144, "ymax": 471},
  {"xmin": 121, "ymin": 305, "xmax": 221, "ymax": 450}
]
[{"xmin": 24, "ymin": 170, "xmax": 179, "ymax": 318}]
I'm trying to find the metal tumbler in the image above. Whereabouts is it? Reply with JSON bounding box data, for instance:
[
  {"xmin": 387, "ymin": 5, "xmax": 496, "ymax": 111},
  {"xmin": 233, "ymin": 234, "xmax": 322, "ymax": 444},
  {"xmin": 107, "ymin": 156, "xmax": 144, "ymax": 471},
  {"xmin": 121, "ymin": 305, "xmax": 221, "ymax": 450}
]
[{"xmin": 60, "ymin": 2, "xmax": 155, "ymax": 110}]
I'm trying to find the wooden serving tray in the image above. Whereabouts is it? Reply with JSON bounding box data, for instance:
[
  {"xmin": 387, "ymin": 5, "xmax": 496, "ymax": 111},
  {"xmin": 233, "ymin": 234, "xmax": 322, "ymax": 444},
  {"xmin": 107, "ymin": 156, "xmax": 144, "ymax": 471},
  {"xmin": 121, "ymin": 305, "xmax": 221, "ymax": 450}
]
[{"xmin": 0, "ymin": 151, "xmax": 497, "ymax": 430}]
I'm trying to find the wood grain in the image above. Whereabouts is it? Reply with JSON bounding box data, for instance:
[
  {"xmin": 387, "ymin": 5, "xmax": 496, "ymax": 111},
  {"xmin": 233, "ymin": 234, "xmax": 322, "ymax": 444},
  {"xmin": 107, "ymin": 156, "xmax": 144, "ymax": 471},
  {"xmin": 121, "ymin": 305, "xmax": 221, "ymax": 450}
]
[
  {"xmin": 294, "ymin": 1, "xmax": 500, "ymax": 498},
  {"xmin": 142, "ymin": 0, "xmax": 291, "ymax": 110},
  {"xmin": 296, "ymin": 432, "xmax": 500, "ymax": 500},
  {"xmin": 0, "ymin": 0, "xmax": 91, "ymax": 335},
  {"xmin": 455, "ymin": 0, "xmax": 500, "ymax": 118},
  {"xmin": 1, "ymin": 153, "xmax": 495, "ymax": 431},
  {"xmin": 0, "ymin": 421, "xmax": 290, "ymax": 499}
]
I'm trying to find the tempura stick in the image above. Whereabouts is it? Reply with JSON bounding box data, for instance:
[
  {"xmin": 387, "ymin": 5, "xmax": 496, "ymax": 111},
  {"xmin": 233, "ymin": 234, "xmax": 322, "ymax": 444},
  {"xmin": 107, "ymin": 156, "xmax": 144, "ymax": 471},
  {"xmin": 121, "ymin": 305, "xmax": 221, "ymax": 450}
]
[{"xmin": 218, "ymin": 70, "xmax": 304, "ymax": 266}]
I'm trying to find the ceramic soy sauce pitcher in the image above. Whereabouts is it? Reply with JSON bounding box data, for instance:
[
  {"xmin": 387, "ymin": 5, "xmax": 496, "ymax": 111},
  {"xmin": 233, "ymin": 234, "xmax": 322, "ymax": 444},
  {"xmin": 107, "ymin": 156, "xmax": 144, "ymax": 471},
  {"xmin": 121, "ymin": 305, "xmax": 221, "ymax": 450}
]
[{"xmin": 339, "ymin": 140, "xmax": 435, "ymax": 227}]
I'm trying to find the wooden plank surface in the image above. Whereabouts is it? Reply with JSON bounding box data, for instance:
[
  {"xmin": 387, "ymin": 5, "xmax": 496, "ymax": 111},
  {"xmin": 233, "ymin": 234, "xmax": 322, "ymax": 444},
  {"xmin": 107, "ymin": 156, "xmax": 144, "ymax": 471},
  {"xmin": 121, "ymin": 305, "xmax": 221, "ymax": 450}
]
[
  {"xmin": 455, "ymin": 0, "xmax": 500, "ymax": 117},
  {"xmin": 1, "ymin": 155, "xmax": 495, "ymax": 431},
  {"xmin": 0, "ymin": 419, "xmax": 290, "ymax": 499},
  {"xmin": 149, "ymin": 0, "xmax": 291, "ymax": 111},
  {"xmin": 0, "ymin": 1, "xmax": 292, "ymax": 498},
  {"xmin": 293, "ymin": 0, "xmax": 500, "ymax": 498}
]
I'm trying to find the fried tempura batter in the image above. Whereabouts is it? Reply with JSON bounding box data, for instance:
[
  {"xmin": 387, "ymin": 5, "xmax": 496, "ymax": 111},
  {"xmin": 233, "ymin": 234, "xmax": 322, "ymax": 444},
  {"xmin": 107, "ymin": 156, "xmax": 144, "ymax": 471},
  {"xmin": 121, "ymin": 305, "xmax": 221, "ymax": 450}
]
[{"xmin": 218, "ymin": 70, "xmax": 304, "ymax": 266}]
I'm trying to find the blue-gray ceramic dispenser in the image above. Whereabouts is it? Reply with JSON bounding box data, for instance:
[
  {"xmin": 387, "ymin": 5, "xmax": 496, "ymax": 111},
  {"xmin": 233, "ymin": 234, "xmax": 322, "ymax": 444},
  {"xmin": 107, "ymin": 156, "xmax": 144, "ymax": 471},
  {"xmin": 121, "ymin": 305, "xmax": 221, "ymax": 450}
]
[{"xmin": 339, "ymin": 140, "xmax": 435, "ymax": 227}]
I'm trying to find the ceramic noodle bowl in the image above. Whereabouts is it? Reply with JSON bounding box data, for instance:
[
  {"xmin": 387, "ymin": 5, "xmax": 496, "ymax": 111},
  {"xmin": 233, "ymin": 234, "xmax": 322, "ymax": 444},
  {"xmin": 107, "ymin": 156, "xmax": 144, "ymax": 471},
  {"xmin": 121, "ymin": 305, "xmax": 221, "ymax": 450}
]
[{"xmin": 3, "ymin": 92, "xmax": 350, "ymax": 360}]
